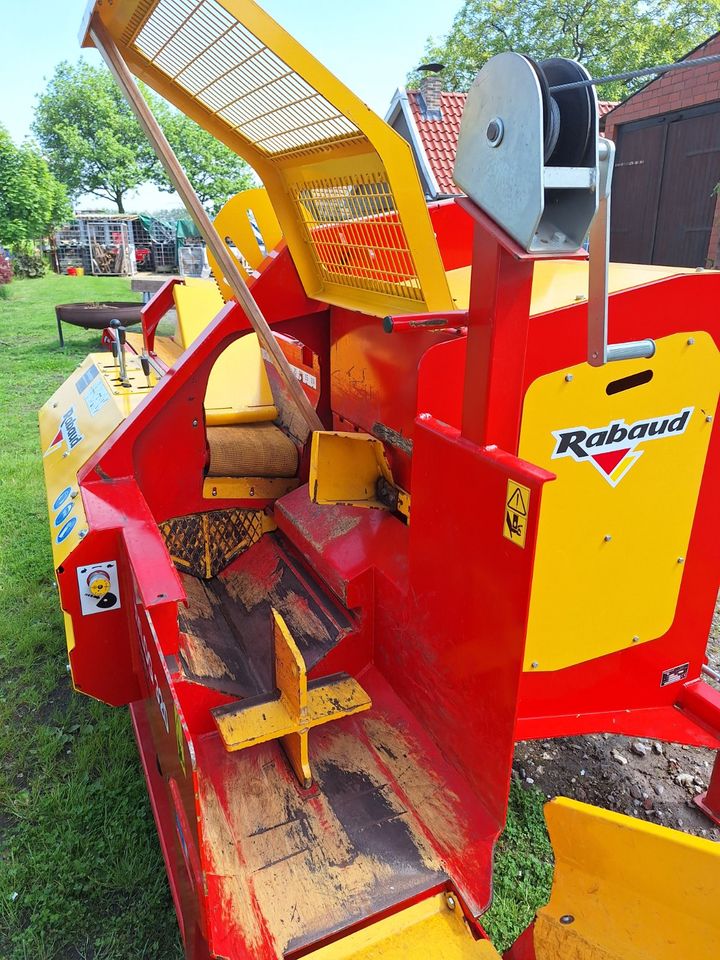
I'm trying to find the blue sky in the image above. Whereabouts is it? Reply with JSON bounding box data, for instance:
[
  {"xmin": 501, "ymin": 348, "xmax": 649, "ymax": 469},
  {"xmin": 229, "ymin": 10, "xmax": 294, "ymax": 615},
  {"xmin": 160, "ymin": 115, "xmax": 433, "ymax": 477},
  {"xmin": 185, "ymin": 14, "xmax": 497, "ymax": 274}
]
[{"xmin": 0, "ymin": 0, "xmax": 456, "ymax": 211}]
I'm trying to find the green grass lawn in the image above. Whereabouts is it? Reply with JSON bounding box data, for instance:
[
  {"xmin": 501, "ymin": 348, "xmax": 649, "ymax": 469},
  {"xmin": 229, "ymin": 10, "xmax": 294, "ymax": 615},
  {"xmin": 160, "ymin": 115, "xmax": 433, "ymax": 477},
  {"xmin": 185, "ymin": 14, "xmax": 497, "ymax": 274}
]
[{"xmin": 0, "ymin": 273, "xmax": 551, "ymax": 959}]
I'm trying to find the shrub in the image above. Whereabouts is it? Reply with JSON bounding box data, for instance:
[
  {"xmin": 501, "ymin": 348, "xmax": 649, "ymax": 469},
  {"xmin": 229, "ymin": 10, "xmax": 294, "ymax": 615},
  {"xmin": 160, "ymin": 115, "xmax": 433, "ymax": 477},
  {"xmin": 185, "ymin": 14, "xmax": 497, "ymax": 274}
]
[
  {"xmin": 0, "ymin": 253, "xmax": 12, "ymax": 285},
  {"xmin": 11, "ymin": 247, "xmax": 45, "ymax": 279}
]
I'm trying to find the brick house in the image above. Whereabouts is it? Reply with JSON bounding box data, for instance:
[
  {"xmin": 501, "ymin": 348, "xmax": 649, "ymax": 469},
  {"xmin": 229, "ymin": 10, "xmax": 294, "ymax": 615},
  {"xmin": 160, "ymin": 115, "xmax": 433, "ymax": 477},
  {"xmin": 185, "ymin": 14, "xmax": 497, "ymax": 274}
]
[{"xmin": 605, "ymin": 33, "xmax": 720, "ymax": 267}]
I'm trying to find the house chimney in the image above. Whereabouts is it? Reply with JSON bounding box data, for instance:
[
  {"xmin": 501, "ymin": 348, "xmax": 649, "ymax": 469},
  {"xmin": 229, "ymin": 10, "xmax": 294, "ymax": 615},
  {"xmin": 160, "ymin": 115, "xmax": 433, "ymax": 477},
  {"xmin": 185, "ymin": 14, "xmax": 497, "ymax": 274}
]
[{"xmin": 417, "ymin": 63, "xmax": 444, "ymax": 120}]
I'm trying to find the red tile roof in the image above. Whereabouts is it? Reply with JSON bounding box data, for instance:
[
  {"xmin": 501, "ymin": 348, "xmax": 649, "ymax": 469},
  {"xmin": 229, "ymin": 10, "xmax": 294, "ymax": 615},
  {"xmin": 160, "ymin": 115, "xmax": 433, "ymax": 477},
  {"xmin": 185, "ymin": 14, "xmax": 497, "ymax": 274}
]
[
  {"xmin": 406, "ymin": 89, "xmax": 618, "ymax": 196},
  {"xmin": 598, "ymin": 100, "xmax": 618, "ymax": 118},
  {"xmin": 407, "ymin": 90, "xmax": 465, "ymax": 195}
]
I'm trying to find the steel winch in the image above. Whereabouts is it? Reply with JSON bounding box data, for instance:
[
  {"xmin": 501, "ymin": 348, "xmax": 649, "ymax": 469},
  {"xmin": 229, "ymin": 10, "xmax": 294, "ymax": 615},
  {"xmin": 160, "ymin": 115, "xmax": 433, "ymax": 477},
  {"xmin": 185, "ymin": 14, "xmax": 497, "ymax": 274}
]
[{"xmin": 455, "ymin": 51, "xmax": 655, "ymax": 365}]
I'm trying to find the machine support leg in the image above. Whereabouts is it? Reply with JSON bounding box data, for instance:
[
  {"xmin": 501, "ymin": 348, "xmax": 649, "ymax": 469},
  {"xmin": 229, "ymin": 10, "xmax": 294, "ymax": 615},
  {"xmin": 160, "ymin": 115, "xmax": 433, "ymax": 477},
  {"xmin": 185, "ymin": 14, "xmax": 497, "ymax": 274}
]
[{"xmin": 694, "ymin": 750, "xmax": 720, "ymax": 826}]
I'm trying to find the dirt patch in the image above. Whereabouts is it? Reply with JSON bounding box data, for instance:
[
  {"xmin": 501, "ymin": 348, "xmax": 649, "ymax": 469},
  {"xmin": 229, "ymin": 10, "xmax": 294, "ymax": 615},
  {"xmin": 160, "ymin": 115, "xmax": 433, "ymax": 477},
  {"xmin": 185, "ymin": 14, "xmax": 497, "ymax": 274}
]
[{"xmin": 514, "ymin": 733, "xmax": 718, "ymax": 839}]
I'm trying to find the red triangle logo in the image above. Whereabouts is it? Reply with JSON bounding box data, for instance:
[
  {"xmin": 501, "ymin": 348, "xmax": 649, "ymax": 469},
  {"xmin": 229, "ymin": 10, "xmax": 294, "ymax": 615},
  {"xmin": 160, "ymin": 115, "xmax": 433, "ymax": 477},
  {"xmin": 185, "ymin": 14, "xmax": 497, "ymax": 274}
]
[{"xmin": 591, "ymin": 448, "xmax": 630, "ymax": 475}]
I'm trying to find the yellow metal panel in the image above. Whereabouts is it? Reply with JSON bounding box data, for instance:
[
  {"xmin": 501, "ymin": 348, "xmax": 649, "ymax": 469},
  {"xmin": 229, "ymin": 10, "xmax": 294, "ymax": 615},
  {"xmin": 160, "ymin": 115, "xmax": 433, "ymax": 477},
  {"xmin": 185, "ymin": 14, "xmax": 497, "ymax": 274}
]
[
  {"xmin": 536, "ymin": 798, "xmax": 720, "ymax": 960},
  {"xmin": 173, "ymin": 279, "xmax": 226, "ymax": 348},
  {"xmin": 203, "ymin": 476, "xmax": 300, "ymax": 500},
  {"xmin": 83, "ymin": 0, "xmax": 453, "ymax": 317},
  {"xmin": 520, "ymin": 332, "xmax": 719, "ymax": 671},
  {"xmin": 306, "ymin": 893, "xmax": 501, "ymax": 959},
  {"xmin": 209, "ymin": 187, "xmax": 282, "ymax": 299},
  {"xmin": 310, "ymin": 431, "xmax": 393, "ymax": 508},
  {"xmin": 445, "ymin": 261, "xmax": 698, "ymax": 315},
  {"xmin": 173, "ymin": 283, "xmax": 278, "ymax": 424},
  {"xmin": 39, "ymin": 353, "xmax": 145, "ymax": 568},
  {"xmin": 306, "ymin": 677, "xmax": 372, "ymax": 725}
]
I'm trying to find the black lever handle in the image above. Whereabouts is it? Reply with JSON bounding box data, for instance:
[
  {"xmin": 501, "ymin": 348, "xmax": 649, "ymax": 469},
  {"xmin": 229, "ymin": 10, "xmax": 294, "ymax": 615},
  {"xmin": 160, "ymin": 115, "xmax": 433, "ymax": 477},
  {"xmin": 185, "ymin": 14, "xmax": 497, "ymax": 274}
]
[{"xmin": 109, "ymin": 317, "xmax": 127, "ymax": 345}]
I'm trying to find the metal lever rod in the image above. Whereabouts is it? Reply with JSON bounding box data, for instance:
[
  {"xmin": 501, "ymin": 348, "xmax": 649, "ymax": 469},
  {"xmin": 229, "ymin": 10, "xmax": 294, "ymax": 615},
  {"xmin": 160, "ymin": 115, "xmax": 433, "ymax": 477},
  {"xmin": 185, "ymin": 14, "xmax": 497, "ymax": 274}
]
[
  {"xmin": 587, "ymin": 138, "xmax": 655, "ymax": 367},
  {"xmin": 109, "ymin": 318, "xmax": 131, "ymax": 386},
  {"xmin": 89, "ymin": 16, "xmax": 323, "ymax": 433}
]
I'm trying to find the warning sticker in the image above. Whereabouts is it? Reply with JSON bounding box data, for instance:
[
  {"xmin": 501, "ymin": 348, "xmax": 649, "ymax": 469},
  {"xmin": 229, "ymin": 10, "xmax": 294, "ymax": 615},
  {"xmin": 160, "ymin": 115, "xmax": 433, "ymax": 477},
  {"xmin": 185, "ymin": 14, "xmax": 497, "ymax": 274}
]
[
  {"xmin": 77, "ymin": 560, "xmax": 121, "ymax": 616},
  {"xmin": 503, "ymin": 480, "xmax": 530, "ymax": 548}
]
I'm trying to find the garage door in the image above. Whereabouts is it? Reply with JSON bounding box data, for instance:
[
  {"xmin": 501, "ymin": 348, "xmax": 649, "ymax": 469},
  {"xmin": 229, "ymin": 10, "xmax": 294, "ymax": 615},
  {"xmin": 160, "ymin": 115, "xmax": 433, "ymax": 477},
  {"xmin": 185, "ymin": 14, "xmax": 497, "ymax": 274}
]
[{"xmin": 610, "ymin": 103, "xmax": 720, "ymax": 267}]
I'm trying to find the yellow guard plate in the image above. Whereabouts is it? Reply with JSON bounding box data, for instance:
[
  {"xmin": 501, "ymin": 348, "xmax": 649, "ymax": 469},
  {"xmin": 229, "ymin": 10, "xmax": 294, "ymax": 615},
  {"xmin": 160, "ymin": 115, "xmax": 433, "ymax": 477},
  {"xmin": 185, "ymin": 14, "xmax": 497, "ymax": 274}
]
[
  {"xmin": 519, "ymin": 331, "xmax": 719, "ymax": 671},
  {"xmin": 536, "ymin": 798, "xmax": 720, "ymax": 960}
]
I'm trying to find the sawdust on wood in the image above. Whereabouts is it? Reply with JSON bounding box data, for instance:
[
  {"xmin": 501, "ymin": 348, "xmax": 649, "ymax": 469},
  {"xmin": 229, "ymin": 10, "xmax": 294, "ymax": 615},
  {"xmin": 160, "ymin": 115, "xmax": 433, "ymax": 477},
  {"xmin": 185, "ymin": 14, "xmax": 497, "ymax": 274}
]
[
  {"xmin": 280, "ymin": 591, "xmax": 332, "ymax": 647},
  {"xmin": 364, "ymin": 715, "xmax": 468, "ymax": 853},
  {"xmin": 223, "ymin": 562, "xmax": 282, "ymax": 611},
  {"xmin": 291, "ymin": 503, "xmax": 362, "ymax": 553},
  {"xmin": 199, "ymin": 776, "xmax": 266, "ymax": 954},
  {"xmin": 214, "ymin": 734, "xmax": 441, "ymax": 955},
  {"xmin": 181, "ymin": 574, "xmax": 216, "ymax": 620},
  {"xmin": 181, "ymin": 631, "xmax": 236, "ymax": 681}
]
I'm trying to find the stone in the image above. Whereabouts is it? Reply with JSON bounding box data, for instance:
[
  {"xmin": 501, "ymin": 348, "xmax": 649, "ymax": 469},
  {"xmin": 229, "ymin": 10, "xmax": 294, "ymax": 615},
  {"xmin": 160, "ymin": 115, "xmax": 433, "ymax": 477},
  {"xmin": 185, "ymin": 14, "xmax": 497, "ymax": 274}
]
[
  {"xmin": 612, "ymin": 749, "xmax": 628, "ymax": 765},
  {"xmin": 631, "ymin": 741, "xmax": 649, "ymax": 757}
]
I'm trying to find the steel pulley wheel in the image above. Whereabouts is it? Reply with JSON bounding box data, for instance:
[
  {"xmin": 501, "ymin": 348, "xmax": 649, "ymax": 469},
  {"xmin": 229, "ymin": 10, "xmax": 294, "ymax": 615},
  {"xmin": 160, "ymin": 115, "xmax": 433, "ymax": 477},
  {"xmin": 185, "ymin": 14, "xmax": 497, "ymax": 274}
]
[
  {"xmin": 527, "ymin": 57, "xmax": 560, "ymax": 163},
  {"xmin": 537, "ymin": 57, "xmax": 594, "ymax": 167}
]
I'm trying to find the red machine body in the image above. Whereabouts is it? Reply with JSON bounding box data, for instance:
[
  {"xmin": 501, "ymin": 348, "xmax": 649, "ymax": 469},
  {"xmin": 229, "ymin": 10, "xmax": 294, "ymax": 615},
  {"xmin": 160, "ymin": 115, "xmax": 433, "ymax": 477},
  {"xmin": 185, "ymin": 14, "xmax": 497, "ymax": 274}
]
[{"xmin": 43, "ymin": 193, "xmax": 720, "ymax": 958}]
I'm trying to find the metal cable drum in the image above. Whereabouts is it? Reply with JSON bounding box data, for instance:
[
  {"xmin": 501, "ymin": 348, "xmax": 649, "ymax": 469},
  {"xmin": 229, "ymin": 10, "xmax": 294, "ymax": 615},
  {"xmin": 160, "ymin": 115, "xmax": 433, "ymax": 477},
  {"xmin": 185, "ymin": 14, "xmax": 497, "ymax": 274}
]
[{"xmin": 530, "ymin": 57, "xmax": 596, "ymax": 166}]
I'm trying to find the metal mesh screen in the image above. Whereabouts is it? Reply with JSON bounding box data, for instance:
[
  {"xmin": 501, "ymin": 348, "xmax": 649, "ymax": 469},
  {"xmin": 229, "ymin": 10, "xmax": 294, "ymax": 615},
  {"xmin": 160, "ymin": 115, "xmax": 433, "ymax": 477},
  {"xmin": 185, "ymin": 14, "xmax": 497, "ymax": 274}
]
[
  {"xmin": 132, "ymin": 0, "xmax": 362, "ymax": 157},
  {"xmin": 289, "ymin": 175, "xmax": 423, "ymax": 301},
  {"xmin": 160, "ymin": 508, "xmax": 265, "ymax": 578}
]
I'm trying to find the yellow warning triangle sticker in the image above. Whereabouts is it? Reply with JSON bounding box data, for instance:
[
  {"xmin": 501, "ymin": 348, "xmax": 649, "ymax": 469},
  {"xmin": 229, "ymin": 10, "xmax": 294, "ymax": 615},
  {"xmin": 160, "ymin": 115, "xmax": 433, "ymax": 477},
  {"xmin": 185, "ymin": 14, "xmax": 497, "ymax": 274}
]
[{"xmin": 507, "ymin": 486, "xmax": 528, "ymax": 516}]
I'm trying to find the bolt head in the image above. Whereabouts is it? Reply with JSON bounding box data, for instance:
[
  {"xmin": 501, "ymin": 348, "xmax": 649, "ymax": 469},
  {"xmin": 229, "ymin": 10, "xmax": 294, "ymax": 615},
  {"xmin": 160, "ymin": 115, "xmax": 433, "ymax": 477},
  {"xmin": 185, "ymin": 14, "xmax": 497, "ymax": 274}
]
[
  {"xmin": 560, "ymin": 915, "xmax": 575, "ymax": 925},
  {"xmin": 706, "ymin": 415, "xmax": 713, "ymax": 423},
  {"xmin": 687, "ymin": 338, "xmax": 695, "ymax": 345},
  {"xmin": 604, "ymin": 535, "xmax": 612, "ymax": 542},
  {"xmin": 445, "ymin": 894, "xmax": 457, "ymax": 910},
  {"xmin": 192, "ymin": 419, "xmax": 198, "ymax": 427},
  {"xmin": 632, "ymin": 635, "xmax": 640, "ymax": 643},
  {"xmin": 486, "ymin": 117, "xmax": 504, "ymax": 146},
  {"xmin": 565, "ymin": 374, "xmax": 573, "ymax": 382},
  {"xmin": 677, "ymin": 556, "xmax": 685, "ymax": 564},
  {"xmin": 531, "ymin": 661, "xmax": 539, "ymax": 669}
]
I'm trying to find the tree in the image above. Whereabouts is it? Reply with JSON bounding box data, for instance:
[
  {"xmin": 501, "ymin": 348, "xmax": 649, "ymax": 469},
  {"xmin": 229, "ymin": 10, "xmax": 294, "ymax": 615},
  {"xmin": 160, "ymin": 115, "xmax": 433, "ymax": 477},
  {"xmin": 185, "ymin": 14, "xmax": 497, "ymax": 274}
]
[
  {"xmin": 34, "ymin": 61, "xmax": 255, "ymax": 215},
  {"xmin": 0, "ymin": 125, "xmax": 71, "ymax": 247},
  {"xmin": 415, "ymin": 1, "xmax": 720, "ymax": 99},
  {"xmin": 33, "ymin": 61, "xmax": 157, "ymax": 213},
  {"xmin": 150, "ymin": 99, "xmax": 255, "ymax": 214}
]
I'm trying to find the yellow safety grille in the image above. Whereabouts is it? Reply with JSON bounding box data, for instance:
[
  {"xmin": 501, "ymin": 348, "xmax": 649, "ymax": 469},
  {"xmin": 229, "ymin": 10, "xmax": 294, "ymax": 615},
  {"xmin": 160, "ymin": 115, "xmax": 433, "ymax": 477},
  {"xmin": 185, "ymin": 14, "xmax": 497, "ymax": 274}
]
[
  {"xmin": 132, "ymin": 0, "xmax": 361, "ymax": 158},
  {"xmin": 289, "ymin": 175, "xmax": 423, "ymax": 302}
]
